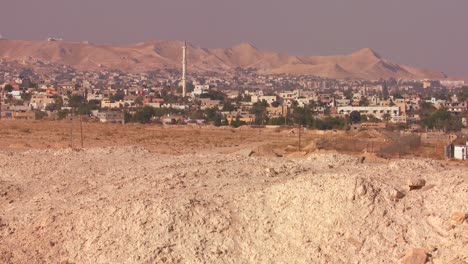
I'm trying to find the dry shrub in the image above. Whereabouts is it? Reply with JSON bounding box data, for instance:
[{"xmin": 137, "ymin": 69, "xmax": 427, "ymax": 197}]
[
  {"xmin": 20, "ymin": 128, "xmax": 31, "ymax": 133},
  {"xmin": 103, "ymin": 130, "xmax": 114, "ymax": 137},
  {"xmin": 377, "ymin": 134, "xmax": 421, "ymax": 158},
  {"xmin": 316, "ymin": 137, "xmax": 368, "ymax": 153}
]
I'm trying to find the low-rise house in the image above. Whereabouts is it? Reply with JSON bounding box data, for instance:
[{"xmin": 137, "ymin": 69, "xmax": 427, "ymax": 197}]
[
  {"xmin": 58, "ymin": 82, "xmax": 77, "ymax": 91},
  {"xmin": 101, "ymin": 99, "xmax": 123, "ymax": 109},
  {"xmin": 192, "ymin": 84, "xmax": 210, "ymax": 96},
  {"xmin": 144, "ymin": 102, "xmax": 161, "ymax": 108},
  {"xmin": 391, "ymin": 116, "xmax": 407, "ymax": 124},
  {"xmin": 30, "ymin": 94, "xmax": 55, "ymax": 110},
  {"xmin": 251, "ymin": 95, "xmax": 277, "ymax": 105},
  {"xmin": 10, "ymin": 90, "xmax": 22, "ymax": 100},
  {"xmin": 296, "ymin": 97, "xmax": 311, "ymax": 108},
  {"xmin": 337, "ymin": 106, "xmax": 400, "ymax": 120},
  {"xmin": 222, "ymin": 110, "xmax": 255, "ymax": 124},
  {"xmin": 96, "ymin": 111, "xmax": 124, "ymax": 123},
  {"xmin": 199, "ymin": 98, "xmax": 221, "ymax": 110},
  {"xmin": 1, "ymin": 110, "xmax": 35, "ymax": 120},
  {"xmin": 453, "ymin": 145, "xmax": 467, "ymax": 160},
  {"xmin": 87, "ymin": 93, "xmax": 104, "ymax": 102},
  {"xmin": 335, "ymin": 99, "xmax": 351, "ymax": 107},
  {"xmin": 446, "ymin": 143, "xmax": 468, "ymax": 160},
  {"xmin": 266, "ymin": 106, "xmax": 288, "ymax": 117},
  {"xmin": 360, "ymin": 122, "xmax": 387, "ymax": 130}
]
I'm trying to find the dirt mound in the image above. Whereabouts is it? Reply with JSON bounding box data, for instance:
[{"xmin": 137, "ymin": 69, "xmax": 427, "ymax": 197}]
[{"xmin": 0, "ymin": 148, "xmax": 466, "ymax": 263}]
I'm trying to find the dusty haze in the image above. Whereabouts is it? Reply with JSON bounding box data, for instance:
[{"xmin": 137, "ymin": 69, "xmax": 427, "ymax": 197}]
[{"xmin": 1, "ymin": 0, "xmax": 467, "ymax": 77}]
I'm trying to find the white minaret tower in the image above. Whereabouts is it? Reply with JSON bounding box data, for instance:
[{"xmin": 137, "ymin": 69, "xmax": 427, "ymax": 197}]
[{"xmin": 182, "ymin": 41, "xmax": 187, "ymax": 97}]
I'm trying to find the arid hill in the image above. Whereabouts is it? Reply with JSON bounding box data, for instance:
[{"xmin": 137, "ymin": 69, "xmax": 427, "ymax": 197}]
[{"xmin": 0, "ymin": 39, "xmax": 447, "ymax": 80}]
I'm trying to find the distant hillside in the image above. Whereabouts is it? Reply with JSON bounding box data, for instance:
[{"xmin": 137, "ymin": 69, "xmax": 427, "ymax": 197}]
[{"xmin": 0, "ymin": 39, "xmax": 447, "ymax": 80}]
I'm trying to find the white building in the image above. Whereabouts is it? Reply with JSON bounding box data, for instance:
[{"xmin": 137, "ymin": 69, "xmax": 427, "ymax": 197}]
[
  {"xmin": 440, "ymin": 80, "xmax": 464, "ymax": 88},
  {"xmin": 29, "ymin": 94, "xmax": 55, "ymax": 110},
  {"xmin": 453, "ymin": 145, "xmax": 467, "ymax": 160},
  {"xmin": 87, "ymin": 93, "xmax": 104, "ymax": 102},
  {"xmin": 391, "ymin": 116, "xmax": 407, "ymax": 124},
  {"xmin": 11, "ymin": 90, "xmax": 22, "ymax": 100},
  {"xmin": 192, "ymin": 84, "xmax": 210, "ymax": 96},
  {"xmin": 337, "ymin": 106, "xmax": 400, "ymax": 119},
  {"xmin": 251, "ymin": 95, "xmax": 277, "ymax": 105}
]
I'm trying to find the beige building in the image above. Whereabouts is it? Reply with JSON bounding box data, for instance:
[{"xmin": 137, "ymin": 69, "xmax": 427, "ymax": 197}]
[
  {"xmin": 101, "ymin": 99, "xmax": 123, "ymax": 109},
  {"xmin": 96, "ymin": 111, "xmax": 124, "ymax": 123}
]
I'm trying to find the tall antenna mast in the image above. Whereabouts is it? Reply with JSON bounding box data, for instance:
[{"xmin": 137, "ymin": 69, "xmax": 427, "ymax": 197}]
[{"xmin": 182, "ymin": 40, "xmax": 187, "ymax": 97}]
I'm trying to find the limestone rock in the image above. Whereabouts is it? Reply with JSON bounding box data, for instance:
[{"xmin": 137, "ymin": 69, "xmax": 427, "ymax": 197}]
[
  {"xmin": 237, "ymin": 149, "xmax": 254, "ymax": 157},
  {"xmin": 408, "ymin": 178, "xmax": 426, "ymax": 190},
  {"xmin": 401, "ymin": 248, "xmax": 427, "ymax": 264},
  {"xmin": 389, "ymin": 188, "xmax": 405, "ymax": 201},
  {"xmin": 449, "ymin": 258, "xmax": 468, "ymax": 264},
  {"xmin": 451, "ymin": 212, "xmax": 466, "ymax": 224}
]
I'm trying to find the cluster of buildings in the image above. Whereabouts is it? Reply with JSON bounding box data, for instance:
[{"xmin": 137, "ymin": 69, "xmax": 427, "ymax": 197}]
[
  {"xmin": 1, "ymin": 77, "xmax": 466, "ymax": 128},
  {"xmin": 0, "ymin": 57, "xmax": 466, "ymax": 123},
  {"xmin": 1, "ymin": 58, "xmax": 467, "ymax": 159}
]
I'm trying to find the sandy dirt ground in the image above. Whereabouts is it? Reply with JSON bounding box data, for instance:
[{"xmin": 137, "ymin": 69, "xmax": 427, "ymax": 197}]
[
  {"xmin": 0, "ymin": 120, "xmax": 309, "ymax": 156},
  {"xmin": 0, "ymin": 121, "xmax": 467, "ymax": 263}
]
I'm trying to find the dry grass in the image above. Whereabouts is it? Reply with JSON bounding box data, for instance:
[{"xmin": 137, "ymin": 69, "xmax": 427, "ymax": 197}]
[{"xmin": 0, "ymin": 120, "xmax": 452, "ymax": 160}]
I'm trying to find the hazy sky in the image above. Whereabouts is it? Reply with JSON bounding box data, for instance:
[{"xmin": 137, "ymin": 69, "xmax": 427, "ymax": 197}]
[{"xmin": 1, "ymin": 0, "xmax": 468, "ymax": 76}]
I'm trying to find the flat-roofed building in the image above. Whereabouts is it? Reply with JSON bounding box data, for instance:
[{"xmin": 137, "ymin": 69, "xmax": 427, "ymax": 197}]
[{"xmin": 337, "ymin": 106, "xmax": 399, "ymax": 119}]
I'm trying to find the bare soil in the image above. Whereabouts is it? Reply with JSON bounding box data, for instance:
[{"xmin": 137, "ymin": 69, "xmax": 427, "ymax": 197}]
[{"xmin": 0, "ymin": 121, "xmax": 467, "ymax": 263}]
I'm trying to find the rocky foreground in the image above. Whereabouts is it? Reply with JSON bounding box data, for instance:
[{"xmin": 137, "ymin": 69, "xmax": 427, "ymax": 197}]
[{"xmin": 0, "ymin": 147, "xmax": 466, "ymax": 263}]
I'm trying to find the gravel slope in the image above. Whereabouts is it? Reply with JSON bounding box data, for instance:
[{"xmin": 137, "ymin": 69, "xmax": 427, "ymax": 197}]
[{"xmin": 0, "ymin": 147, "xmax": 466, "ymax": 263}]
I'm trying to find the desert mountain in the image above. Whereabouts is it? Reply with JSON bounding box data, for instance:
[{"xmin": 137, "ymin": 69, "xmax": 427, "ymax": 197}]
[{"xmin": 0, "ymin": 39, "xmax": 447, "ymax": 80}]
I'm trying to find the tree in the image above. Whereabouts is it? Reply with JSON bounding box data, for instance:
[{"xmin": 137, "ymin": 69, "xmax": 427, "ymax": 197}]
[
  {"xmin": 200, "ymin": 90, "xmax": 226, "ymax": 101},
  {"xmin": 21, "ymin": 91, "xmax": 32, "ymax": 101},
  {"xmin": 382, "ymin": 113, "xmax": 391, "ymax": 122},
  {"xmin": 363, "ymin": 114, "xmax": 380, "ymax": 123},
  {"xmin": 422, "ymin": 109, "xmax": 462, "ymax": 131},
  {"xmin": 124, "ymin": 111, "xmax": 133, "ymax": 123},
  {"xmin": 204, "ymin": 107, "xmax": 223, "ymax": 125},
  {"xmin": 231, "ymin": 115, "xmax": 246, "ymax": 128},
  {"xmin": 382, "ymin": 82, "xmax": 389, "ymax": 100},
  {"xmin": 250, "ymin": 100, "xmax": 269, "ymax": 125},
  {"xmin": 349, "ymin": 111, "xmax": 361, "ymax": 124},
  {"xmin": 68, "ymin": 95, "xmax": 86, "ymax": 108},
  {"xmin": 46, "ymin": 96, "xmax": 64, "ymax": 111},
  {"xmin": 271, "ymin": 101, "xmax": 281, "ymax": 107},
  {"xmin": 418, "ymin": 102, "xmax": 437, "ymax": 120},
  {"xmin": 314, "ymin": 117, "xmax": 346, "ymax": 130},
  {"xmin": 35, "ymin": 111, "xmax": 48, "ymax": 120},
  {"xmin": 222, "ymin": 101, "xmax": 236, "ymax": 111},
  {"xmin": 458, "ymin": 86, "xmax": 468, "ymax": 102},
  {"xmin": 359, "ymin": 97, "xmax": 369, "ymax": 106},
  {"xmin": 290, "ymin": 104, "xmax": 314, "ymax": 127},
  {"xmin": 57, "ymin": 109, "xmax": 70, "ymax": 120},
  {"xmin": 110, "ymin": 89, "xmax": 125, "ymax": 102},
  {"xmin": 133, "ymin": 106, "xmax": 154, "ymax": 124},
  {"xmin": 134, "ymin": 96, "xmax": 144, "ymax": 106},
  {"xmin": 4, "ymin": 84, "xmax": 13, "ymax": 92},
  {"xmin": 343, "ymin": 90, "xmax": 353, "ymax": 100}
]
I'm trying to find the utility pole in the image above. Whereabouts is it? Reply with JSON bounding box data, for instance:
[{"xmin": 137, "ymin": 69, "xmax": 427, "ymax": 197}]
[
  {"xmin": 80, "ymin": 115, "xmax": 84, "ymax": 149},
  {"xmin": 70, "ymin": 109, "xmax": 73, "ymax": 148},
  {"xmin": 284, "ymin": 106, "xmax": 287, "ymax": 126},
  {"xmin": 182, "ymin": 41, "xmax": 187, "ymax": 98},
  {"xmin": 0, "ymin": 90, "xmax": 2, "ymax": 121},
  {"xmin": 298, "ymin": 124, "xmax": 302, "ymax": 151}
]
